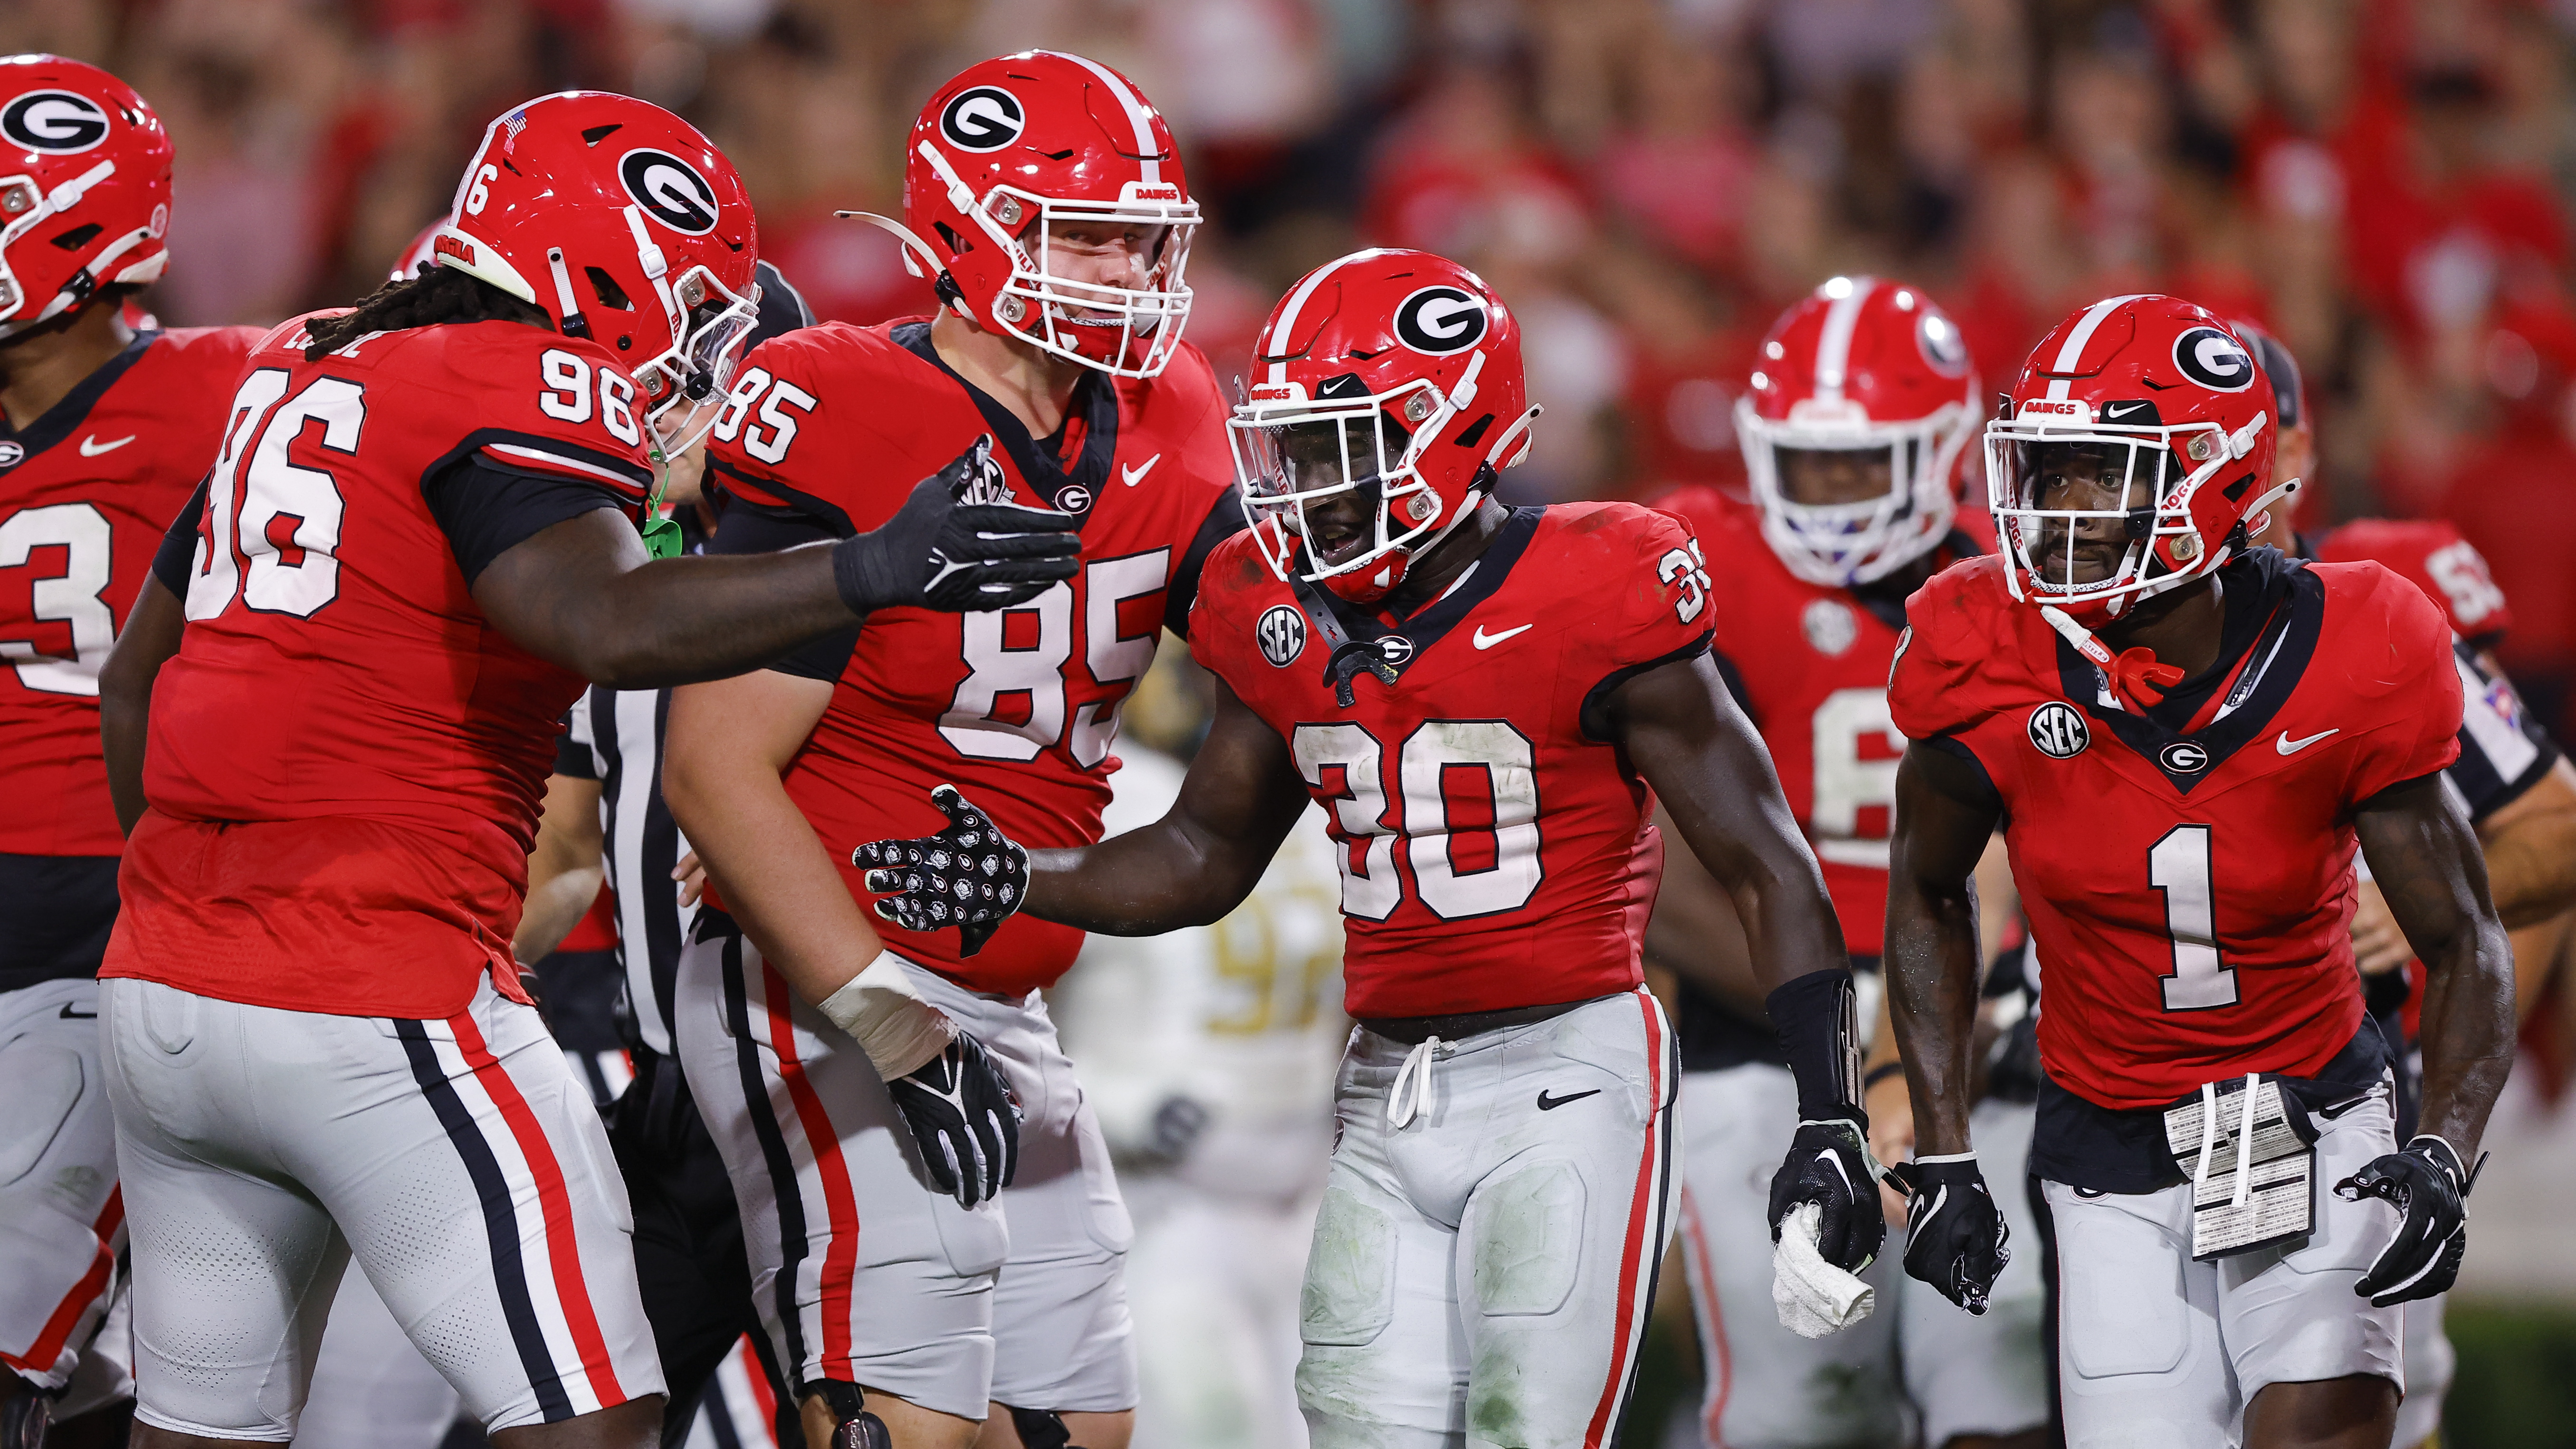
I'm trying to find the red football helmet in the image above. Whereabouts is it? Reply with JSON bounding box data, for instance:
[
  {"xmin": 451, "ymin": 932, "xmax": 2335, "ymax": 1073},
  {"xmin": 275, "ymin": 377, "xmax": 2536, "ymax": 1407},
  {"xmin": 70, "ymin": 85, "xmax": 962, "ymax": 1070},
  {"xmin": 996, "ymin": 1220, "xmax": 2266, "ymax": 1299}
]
[
  {"xmin": 1736, "ymin": 275, "xmax": 1978, "ymax": 586},
  {"xmin": 430, "ymin": 92, "xmax": 759, "ymax": 454},
  {"xmin": 0, "ymin": 55, "xmax": 172, "ymax": 338},
  {"xmin": 849, "ymin": 51, "xmax": 1198, "ymax": 378},
  {"xmin": 1230, "ymin": 248, "xmax": 1537, "ymax": 603},
  {"xmin": 1986, "ymin": 295, "xmax": 2290, "ymax": 626}
]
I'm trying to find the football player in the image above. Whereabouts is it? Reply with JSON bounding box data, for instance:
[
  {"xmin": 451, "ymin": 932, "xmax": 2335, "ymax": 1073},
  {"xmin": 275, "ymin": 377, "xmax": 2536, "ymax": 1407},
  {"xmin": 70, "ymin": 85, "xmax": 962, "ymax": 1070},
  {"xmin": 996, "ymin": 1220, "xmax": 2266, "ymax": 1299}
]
[
  {"xmin": 659, "ymin": 51, "xmax": 1233, "ymax": 1449},
  {"xmin": 2237, "ymin": 326, "xmax": 2576, "ymax": 1449},
  {"xmin": 0, "ymin": 54, "xmax": 266, "ymax": 1449},
  {"xmin": 1651, "ymin": 276, "xmax": 2048, "ymax": 1449},
  {"xmin": 1882, "ymin": 295, "xmax": 2515, "ymax": 1448},
  {"xmin": 849, "ymin": 248, "xmax": 1862, "ymax": 1449},
  {"xmin": 89, "ymin": 92, "xmax": 1079, "ymax": 1449},
  {"xmin": 1045, "ymin": 744, "xmax": 1345, "ymax": 1449}
]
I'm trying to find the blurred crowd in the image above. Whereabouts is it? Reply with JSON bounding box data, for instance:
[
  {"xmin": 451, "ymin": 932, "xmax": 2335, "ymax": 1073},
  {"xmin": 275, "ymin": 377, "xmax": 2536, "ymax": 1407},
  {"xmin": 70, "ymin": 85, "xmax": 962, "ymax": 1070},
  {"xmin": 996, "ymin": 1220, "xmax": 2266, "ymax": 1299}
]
[{"xmin": 10, "ymin": 0, "xmax": 2576, "ymax": 729}]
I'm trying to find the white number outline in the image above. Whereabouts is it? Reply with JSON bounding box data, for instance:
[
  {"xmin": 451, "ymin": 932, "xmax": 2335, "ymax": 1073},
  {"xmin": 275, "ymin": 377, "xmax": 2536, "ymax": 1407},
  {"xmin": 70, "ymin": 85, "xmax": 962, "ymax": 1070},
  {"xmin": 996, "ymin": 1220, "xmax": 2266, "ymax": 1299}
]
[
  {"xmin": 1658, "ymin": 538, "xmax": 1712, "ymax": 624},
  {"xmin": 938, "ymin": 551, "xmax": 1172, "ymax": 764},
  {"xmin": 2149, "ymin": 824, "xmax": 2238, "ymax": 1010},
  {"xmin": 188, "ymin": 368, "xmax": 362, "ymax": 621},
  {"xmin": 1294, "ymin": 717, "xmax": 1547, "ymax": 923},
  {"xmin": 0, "ymin": 502, "xmax": 116, "ymax": 696}
]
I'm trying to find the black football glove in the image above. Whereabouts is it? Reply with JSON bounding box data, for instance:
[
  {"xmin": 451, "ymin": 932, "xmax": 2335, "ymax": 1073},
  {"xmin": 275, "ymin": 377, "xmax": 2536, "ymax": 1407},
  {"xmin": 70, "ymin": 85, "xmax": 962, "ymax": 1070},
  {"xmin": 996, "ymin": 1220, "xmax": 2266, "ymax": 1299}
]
[
  {"xmin": 1767, "ymin": 1115, "xmax": 1888, "ymax": 1274},
  {"xmin": 853, "ymin": 785, "xmax": 1029, "ymax": 957},
  {"xmin": 887, "ymin": 1030, "xmax": 1021, "ymax": 1209},
  {"xmin": 2338, "ymin": 1134, "xmax": 2478, "ymax": 1306},
  {"xmin": 1889, "ymin": 1155, "xmax": 2010, "ymax": 1314},
  {"xmin": 831, "ymin": 435, "xmax": 1080, "ymax": 615}
]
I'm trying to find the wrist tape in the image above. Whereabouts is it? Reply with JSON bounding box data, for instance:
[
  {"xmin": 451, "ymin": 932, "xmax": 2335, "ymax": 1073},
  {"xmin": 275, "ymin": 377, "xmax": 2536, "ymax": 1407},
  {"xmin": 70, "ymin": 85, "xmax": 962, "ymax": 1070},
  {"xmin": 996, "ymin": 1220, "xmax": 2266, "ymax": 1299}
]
[{"xmin": 818, "ymin": 950, "xmax": 956, "ymax": 1079}]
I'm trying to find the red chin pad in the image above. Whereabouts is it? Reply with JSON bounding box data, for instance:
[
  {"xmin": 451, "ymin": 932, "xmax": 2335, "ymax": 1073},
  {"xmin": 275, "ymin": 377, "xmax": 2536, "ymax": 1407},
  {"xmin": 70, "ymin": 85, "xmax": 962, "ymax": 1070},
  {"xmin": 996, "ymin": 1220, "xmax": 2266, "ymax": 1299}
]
[{"xmin": 1324, "ymin": 551, "xmax": 1409, "ymax": 605}]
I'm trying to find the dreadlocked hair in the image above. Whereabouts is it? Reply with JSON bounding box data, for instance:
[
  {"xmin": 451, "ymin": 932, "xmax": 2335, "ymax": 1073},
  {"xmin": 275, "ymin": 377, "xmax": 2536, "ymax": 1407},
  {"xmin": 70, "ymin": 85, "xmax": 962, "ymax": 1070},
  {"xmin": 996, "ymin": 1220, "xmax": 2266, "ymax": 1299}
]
[{"xmin": 303, "ymin": 265, "xmax": 552, "ymax": 360}]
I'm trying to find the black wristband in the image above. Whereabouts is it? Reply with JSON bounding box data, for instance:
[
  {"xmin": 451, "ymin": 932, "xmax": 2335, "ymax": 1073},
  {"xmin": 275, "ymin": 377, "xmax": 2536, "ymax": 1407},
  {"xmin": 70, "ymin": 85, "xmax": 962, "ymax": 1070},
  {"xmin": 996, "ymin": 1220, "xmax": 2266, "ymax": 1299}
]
[
  {"xmin": 1768, "ymin": 968, "xmax": 1863, "ymax": 1120},
  {"xmin": 1863, "ymin": 1061, "xmax": 1907, "ymax": 1091}
]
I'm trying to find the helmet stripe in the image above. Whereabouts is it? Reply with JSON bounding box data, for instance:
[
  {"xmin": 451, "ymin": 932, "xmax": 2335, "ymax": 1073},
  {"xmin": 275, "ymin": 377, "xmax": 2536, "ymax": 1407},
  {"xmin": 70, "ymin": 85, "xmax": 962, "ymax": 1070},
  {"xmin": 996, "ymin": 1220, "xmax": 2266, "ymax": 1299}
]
[
  {"xmin": 1263, "ymin": 249, "xmax": 1373, "ymax": 385},
  {"xmin": 1811, "ymin": 276, "xmax": 1876, "ymax": 404},
  {"xmin": 1052, "ymin": 51, "xmax": 1163, "ymax": 187},
  {"xmin": 2042, "ymin": 294, "xmax": 2147, "ymax": 400}
]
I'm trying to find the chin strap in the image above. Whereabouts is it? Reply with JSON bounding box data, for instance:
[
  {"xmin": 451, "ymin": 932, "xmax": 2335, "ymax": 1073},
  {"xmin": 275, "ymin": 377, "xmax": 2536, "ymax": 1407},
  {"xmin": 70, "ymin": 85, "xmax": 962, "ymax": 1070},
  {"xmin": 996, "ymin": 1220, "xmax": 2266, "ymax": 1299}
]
[{"xmin": 2040, "ymin": 603, "xmax": 2185, "ymax": 709}]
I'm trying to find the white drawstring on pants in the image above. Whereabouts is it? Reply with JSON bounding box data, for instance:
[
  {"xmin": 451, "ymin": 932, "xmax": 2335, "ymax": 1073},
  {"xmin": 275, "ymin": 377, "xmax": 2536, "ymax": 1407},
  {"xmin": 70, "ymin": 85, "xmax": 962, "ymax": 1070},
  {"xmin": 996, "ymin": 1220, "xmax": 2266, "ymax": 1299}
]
[
  {"xmin": 2191, "ymin": 1072, "xmax": 2262, "ymax": 1204},
  {"xmin": 1388, "ymin": 1035, "xmax": 1443, "ymax": 1128}
]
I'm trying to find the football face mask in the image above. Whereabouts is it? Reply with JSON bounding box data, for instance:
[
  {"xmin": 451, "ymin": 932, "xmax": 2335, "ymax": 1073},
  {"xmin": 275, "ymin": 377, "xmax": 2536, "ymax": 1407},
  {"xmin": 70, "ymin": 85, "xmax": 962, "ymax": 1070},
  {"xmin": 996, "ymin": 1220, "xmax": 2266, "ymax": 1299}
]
[
  {"xmin": 1231, "ymin": 388, "xmax": 1451, "ymax": 593},
  {"xmin": 1986, "ymin": 414, "xmax": 2277, "ymax": 615},
  {"xmin": 1737, "ymin": 407, "xmax": 1972, "ymax": 588},
  {"xmin": 627, "ymin": 262, "xmax": 761, "ymax": 458}
]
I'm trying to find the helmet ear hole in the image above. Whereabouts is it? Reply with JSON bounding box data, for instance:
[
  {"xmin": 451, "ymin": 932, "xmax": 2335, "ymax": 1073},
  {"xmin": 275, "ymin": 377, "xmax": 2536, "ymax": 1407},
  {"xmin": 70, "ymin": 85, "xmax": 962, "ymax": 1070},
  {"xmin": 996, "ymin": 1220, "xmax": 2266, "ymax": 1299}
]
[
  {"xmin": 50, "ymin": 224, "xmax": 104, "ymax": 252},
  {"xmin": 585, "ymin": 267, "xmax": 634, "ymax": 310}
]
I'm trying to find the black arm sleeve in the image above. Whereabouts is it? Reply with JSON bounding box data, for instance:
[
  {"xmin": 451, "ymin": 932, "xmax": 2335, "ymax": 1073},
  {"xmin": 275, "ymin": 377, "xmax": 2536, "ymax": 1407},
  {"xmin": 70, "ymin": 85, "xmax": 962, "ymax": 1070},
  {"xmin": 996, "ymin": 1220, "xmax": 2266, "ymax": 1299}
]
[
  {"xmin": 709, "ymin": 500, "xmax": 858, "ymax": 681},
  {"xmin": 1165, "ymin": 492, "xmax": 1248, "ymax": 638},
  {"xmin": 423, "ymin": 456, "xmax": 629, "ymax": 586},
  {"xmin": 152, "ymin": 480, "xmax": 209, "ymax": 595}
]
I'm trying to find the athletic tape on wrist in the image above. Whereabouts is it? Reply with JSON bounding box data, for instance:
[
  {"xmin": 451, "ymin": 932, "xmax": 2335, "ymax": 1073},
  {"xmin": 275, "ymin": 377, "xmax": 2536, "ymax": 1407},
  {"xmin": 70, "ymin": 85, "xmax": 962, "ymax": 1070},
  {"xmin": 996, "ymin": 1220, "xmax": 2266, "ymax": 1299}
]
[{"xmin": 818, "ymin": 950, "xmax": 957, "ymax": 1079}]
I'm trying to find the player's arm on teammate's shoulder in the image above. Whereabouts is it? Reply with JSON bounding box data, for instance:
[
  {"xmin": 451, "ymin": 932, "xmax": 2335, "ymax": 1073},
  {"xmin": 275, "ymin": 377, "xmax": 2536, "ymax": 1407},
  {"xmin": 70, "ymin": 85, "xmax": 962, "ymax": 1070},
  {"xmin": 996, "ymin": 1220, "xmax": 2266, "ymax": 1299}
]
[
  {"xmin": 467, "ymin": 438, "xmax": 1079, "ymax": 690},
  {"xmin": 1878, "ymin": 742, "xmax": 2000, "ymax": 1158},
  {"xmin": 1021, "ymin": 676, "xmax": 1314, "ymax": 934},
  {"xmin": 2355, "ymin": 772, "xmax": 2516, "ymax": 1156}
]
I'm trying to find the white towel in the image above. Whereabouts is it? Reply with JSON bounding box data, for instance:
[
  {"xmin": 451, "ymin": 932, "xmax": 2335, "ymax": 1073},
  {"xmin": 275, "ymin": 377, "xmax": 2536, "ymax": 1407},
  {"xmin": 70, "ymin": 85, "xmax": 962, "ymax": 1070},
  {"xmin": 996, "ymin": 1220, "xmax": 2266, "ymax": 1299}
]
[{"xmin": 1772, "ymin": 1203, "xmax": 1875, "ymax": 1338}]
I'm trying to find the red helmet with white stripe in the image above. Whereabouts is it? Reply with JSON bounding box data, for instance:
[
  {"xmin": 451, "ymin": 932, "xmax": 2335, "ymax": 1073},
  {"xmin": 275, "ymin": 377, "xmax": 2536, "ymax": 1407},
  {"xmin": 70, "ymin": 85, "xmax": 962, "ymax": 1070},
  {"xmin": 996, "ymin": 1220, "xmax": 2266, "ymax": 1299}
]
[
  {"xmin": 855, "ymin": 51, "xmax": 1198, "ymax": 378},
  {"xmin": 1230, "ymin": 248, "xmax": 1536, "ymax": 604},
  {"xmin": 0, "ymin": 55, "xmax": 172, "ymax": 339},
  {"xmin": 1737, "ymin": 275, "xmax": 1978, "ymax": 586},
  {"xmin": 1986, "ymin": 294, "xmax": 2288, "ymax": 626},
  {"xmin": 430, "ymin": 93, "xmax": 760, "ymax": 456}
]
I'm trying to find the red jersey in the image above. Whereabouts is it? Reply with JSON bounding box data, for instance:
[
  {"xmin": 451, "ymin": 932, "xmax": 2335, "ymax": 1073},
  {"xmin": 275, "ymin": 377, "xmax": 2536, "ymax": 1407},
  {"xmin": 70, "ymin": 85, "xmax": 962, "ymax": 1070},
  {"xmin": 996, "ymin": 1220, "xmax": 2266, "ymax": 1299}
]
[
  {"xmin": 1191, "ymin": 503, "xmax": 1715, "ymax": 1019},
  {"xmin": 1888, "ymin": 552, "xmax": 2462, "ymax": 1108},
  {"xmin": 105, "ymin": 317, "xmax": 657, "ymax": 1018},
  {"xmin": 2314, "ymin": 517, "xmax": 2512, "ymax": 643},
  {"xmin": 0, "ymin": 327, "xmax": 261, "ymax": 858},
  {"xmin": 1656, "ymin": 486, "xmax": 1989, "ymax": 954},
  {"xmin": 705, "ymin": 319, "xmax": 1235, "ymax": 996}
]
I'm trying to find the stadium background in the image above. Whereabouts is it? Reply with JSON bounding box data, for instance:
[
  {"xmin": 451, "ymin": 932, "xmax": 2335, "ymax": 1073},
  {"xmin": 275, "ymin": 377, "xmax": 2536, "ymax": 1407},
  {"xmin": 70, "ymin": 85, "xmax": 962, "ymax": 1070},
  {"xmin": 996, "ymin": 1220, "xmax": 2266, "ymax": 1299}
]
[{"xmin": 9, "ymin": 0, "xmax": 2576, "ymax": 1442}]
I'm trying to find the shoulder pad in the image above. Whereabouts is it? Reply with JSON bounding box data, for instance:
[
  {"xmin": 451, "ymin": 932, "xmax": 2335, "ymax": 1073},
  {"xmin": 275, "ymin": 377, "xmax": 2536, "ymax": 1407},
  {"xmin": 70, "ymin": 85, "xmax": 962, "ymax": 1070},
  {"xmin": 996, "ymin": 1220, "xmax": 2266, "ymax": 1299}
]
[{"xmin": 1888, "ymin": 555, "xmax": 2022, "ymax": 740}]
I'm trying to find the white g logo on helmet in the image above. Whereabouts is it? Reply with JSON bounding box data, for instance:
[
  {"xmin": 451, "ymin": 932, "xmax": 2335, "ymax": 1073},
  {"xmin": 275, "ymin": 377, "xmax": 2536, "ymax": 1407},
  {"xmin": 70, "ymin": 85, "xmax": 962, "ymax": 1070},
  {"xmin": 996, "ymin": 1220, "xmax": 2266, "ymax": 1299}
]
[
  {"xmin": 1, "ymin": 90, "xmax": 111, "ymax": 154},
  {"xmin": 939, "ymin": 86, "xmax": 1026, "ymax": 153},
  {"xmin": 618, "ymin": 149, "xmax": 720, "ymax": 236},
  {"xmin": 2171, "ymin": 325, "xmax": 2255, "ymax": 393},
  {"xmin": 1393, "ymin": 286, "xmax": 1488, "ymax": 355}
]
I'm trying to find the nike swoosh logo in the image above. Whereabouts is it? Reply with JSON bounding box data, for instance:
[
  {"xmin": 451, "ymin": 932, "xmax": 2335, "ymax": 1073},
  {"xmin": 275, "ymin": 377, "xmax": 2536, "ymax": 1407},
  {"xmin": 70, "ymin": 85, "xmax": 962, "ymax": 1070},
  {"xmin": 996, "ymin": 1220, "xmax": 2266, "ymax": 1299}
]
[
  {"xmin": 2276, "ymin": 728, "xmax": 2340, "ymax": 755},
  {"xmin": 58, "ymin": 1003, "xmax": 96, "ymax": 1019},
  {"xmin": 1122, "ymin": 453, "xmax": 1161, "ymax": 486},
  {"xmin": 1536, "ymin": 1088, "xmax": 1601, "ymax": 1111},
  {"xmin": 2102, "ymin": 404, "xmax": 2146, "ymax": 421},
  {"xmin": 1473, "ymin": 623, "xmax": 1533, "ymax": 650},
  {"xmin": 80, "ymin": 434, "xmax": 135, "ymax": 457}
]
